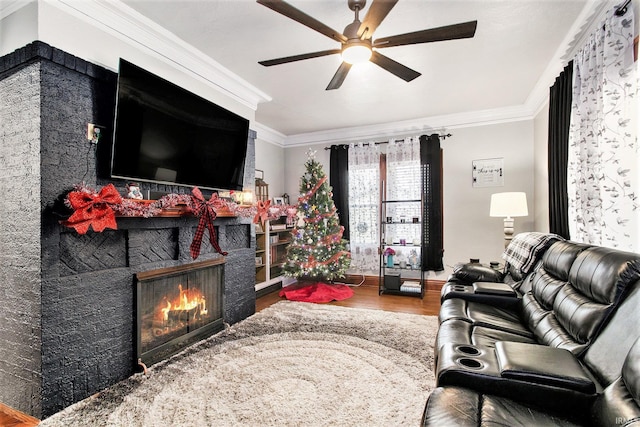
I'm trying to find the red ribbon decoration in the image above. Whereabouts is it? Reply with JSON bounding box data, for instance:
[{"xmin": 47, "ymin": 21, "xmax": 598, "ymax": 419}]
[
  {"xmin": 190, "ymin": 187, "xmax": 228, "ymax": 259},
  {"xmin": 61, "ymin": 184, "xmax": 123, "ymax": 234},
  {"xmin": 253, "ymin": 199, "xmax": 271, "ymax": 226}
]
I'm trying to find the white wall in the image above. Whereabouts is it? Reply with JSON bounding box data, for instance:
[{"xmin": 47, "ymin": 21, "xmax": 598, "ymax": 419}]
[
  {"xmin": 283, "ymin": 120, "xmax": 536, "ymax": 279},
  {"xmin": 254, "ymin": 138, "xmax": 287, "ymax": 200},
  {"xmin": 442, "ymin": 121, "xmax": 534, "ymax": 278},
  {"xmin": 0, "ymin": 1, "xmax": 38, "ymax": 55},
  {"xmin": 284, "ymin": 143, "xmax": 331, "ymax": 199},
  {"xmin": 533, "ymin": 102, "xmax": 550, "ymax": 232}
]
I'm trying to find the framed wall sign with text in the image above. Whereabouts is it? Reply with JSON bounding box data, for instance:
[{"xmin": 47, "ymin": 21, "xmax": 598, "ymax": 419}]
[{"xmin": 472, "ymin": 158, "xmax": 504, "ymax": 188}]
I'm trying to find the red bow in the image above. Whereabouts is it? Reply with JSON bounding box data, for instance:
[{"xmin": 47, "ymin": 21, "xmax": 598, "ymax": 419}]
[
  {"xmin": 190, "ymin": 187, "xmax": 228, "ymax": 259},
  {"xmin": 253, "ymin": 200, "xmax": 271, "ymax": 226},
  {"xmin": 61, "ymin": 184, "xmax": 123, "ymax": 234}
]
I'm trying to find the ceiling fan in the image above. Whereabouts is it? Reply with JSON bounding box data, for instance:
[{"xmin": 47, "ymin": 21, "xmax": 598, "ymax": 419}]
[{"xmin": 257, "ymin": 0, "xmax": 477, "ymax": 90}]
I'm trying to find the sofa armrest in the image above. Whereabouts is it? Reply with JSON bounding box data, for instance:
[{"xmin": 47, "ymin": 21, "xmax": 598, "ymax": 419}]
[
  {"xmin": 495, "ymin": 341, "xmax": 596, "ymax": 394},
  {"xmin": 450, "ymin": 262, "xmax": 504, "ymax": 285},
  {"xmin": 435, "ymin": 343, "xmax": 600, "ymax": 419},
  {"xmin": 472, "ymin": 282, "xmax": 517, "ymax": 297},
  {"xmin": 440, "ymin": 282, "xmax": 521, "ymax": 308}
]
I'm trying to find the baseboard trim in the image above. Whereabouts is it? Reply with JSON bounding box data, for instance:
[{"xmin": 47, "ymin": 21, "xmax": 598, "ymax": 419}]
[
  {"xmin": 342, "ymin": 274, "xmax": 445, "ymax": 291},
  {"xmin": 256, "ymin": 281, "xmax": 283, "ymax": 298},
  {"xmin": 257, "ymin": 275, "xmax": 445, "ymax": 294}
]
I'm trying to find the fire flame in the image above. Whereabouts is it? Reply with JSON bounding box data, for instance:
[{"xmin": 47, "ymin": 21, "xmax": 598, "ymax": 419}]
[{"xmin": 158, "ymin": 284, "xmax": 208, "ymax": 323}]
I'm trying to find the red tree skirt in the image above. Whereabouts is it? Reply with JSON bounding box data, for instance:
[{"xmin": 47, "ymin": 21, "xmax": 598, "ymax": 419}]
[{"xmin": 279, "ymin": 282, "xmax": 354, "ymax": 303}]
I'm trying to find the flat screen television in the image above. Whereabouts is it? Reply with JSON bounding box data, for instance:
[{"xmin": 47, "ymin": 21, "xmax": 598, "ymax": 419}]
[{"xmin": 111, "ymin": 59, "xmax": 249, "ymax": 191}]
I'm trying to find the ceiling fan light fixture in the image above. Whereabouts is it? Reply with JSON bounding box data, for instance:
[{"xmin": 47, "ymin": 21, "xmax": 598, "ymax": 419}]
[{"xmin": 342, "ymin": 43, "xmax": 372, "ymax": 64}]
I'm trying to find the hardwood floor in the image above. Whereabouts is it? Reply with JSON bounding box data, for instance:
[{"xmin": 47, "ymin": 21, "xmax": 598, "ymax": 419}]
[
  {"xmin": 257, "ymin": 282, "xmax": 442, "ymax": 316},
  {"xmin": 0, "ymin": 281, "xmax": 441, "ymax": 426},
  {"xmin": 0, "ymin": 403, "xmax": 39, "ymax": 427}
]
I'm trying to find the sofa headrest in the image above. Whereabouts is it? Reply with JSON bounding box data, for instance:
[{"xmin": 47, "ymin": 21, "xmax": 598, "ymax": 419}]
[
  {"xmin": 568, "ymin": 246, "xmax": 640, "ymax": 305},
  {"xmin": 541, "ymin": 241, "xmax": 590, "ymax": 282},
  {"xmin": 623, "ymin": 337, "xmax": 640, "ymax": 407}
]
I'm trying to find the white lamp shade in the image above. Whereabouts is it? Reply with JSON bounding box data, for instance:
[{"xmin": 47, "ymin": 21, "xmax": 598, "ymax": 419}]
[{"xmin": 489, "ymin": 192, "xmax": 528, "ymax": 218}]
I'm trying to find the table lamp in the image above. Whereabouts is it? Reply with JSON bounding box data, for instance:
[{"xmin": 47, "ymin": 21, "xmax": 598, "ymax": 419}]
[{"xmin": 490, "ymin": 192, "xmax": 528, "ymax": 248}]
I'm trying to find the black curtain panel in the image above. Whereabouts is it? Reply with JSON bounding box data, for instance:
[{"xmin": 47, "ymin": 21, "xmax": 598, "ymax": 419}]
[
  {"xmin": 329, "ymin": 145, "xmax": 350, "ymax": 240},
  {"xmin": 420, "ymin": 134, "xmax": 444, "ymax": 271},
  {"xmin": 548, "ymin": 61, "xmax": 573, "ymax": 239}
]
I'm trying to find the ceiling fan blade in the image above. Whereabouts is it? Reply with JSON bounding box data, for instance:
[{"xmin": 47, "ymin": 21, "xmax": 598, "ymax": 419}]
[
  {"xmin": 259, "ymin": 49, "xmax": 342, "ymax": 66},
  {"xmin": 369, "ymin": 51, "xmax": 420, "ymax": 82},
  {"xmin": 373, "ymin": 20, "xmax": 477, "ymax": 48},
  {"xmin": 257, "ymin": 0, "xmax": 347, "ymax": 43},
  {"xmin": 326, "ymin": 62, "xmax": 352, "ymax": 90},
  {"xmin": 357, "ymin": 0, "xmax": 398, "ymax": 39}
]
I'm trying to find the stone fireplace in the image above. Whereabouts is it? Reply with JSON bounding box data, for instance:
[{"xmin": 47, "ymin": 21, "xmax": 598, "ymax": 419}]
[{"xmin": 0, "ymin": 42, "xmax": 257, "ymax": 419}]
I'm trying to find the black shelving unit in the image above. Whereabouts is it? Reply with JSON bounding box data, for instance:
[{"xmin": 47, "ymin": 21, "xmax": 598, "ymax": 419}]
[{"xmin": 379, "ymin": 198, "xmax": 425, "ymax": 298}]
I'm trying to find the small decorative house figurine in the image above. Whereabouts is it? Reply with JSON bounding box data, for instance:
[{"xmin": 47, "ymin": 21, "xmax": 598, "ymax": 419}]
[{"xmin": 126, "ymin": 183, "xmax": 143, "ymax": 200}]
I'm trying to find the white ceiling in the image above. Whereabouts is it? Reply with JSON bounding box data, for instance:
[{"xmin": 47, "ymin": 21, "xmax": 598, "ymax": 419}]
[{"xmin": 121, "ymin": 0, "xmax": 592, "ymax": 138}]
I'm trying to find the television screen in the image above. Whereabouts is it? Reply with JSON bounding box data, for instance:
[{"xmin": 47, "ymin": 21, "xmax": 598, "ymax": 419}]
[{"xmin": 111, "ymin": 59, "xmax": 249, "ymax": 191}]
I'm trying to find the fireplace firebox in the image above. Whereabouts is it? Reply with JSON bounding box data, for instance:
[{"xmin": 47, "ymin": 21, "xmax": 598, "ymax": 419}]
[{"xmin": 136, "ymin": 258, "xmax": 225, "ymax": 366}]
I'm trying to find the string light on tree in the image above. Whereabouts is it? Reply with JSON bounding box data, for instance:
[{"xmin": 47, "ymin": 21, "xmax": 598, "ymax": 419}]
[{"xmin": 283, "ymin": 151, "xmax": 351, "ymax": 281}]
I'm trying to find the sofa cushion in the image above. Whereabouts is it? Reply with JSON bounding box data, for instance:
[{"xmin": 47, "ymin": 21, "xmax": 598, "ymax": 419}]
[
  {"xmin": 553, "ymin": 285, "xmax": 612, "ymax": 345},
  {"xmin": 531, "ymin": 313, "xmax": 588, "ymax": 355},
  {"xmin": 435, "ymin": 319, "xmax": 536, "ymax": 354},
  {"xmin": 439, "ymin": 299, "xmax": 532, "ymax": 337},
  {"xmin": 422, "ymin": 386, "xmax": 583, "ymax": 427},
  {"xmin": 529, "ymin": 268, "xmax": 567, "ymax": 310},
  {"xmin": 552, "ymin": 247, "xmax": 640, "ymax": 350}
]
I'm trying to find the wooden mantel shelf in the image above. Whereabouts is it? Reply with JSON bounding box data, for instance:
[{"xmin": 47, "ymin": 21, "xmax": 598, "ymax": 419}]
[{"xmin": 115, "ymin": 200, "xmax": 239, "ymax": 218}]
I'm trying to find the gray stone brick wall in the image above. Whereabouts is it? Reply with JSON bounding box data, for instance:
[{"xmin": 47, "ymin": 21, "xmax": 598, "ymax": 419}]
[
  {"xmin": 1, "ymin": 42, "xmax": 257, "ymax": 419},
  {"xmin": 0, "ymin": 61, "xmax": 43, "ymax": 417}
]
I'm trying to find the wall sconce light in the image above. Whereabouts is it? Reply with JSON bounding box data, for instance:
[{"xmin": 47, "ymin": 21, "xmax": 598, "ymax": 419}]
[{"xmin": 490, "ymin": 192, "xmax": 528, "ymax": 248}]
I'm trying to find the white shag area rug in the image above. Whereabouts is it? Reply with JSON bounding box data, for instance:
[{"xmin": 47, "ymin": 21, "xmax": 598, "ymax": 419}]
[{"xmin": 40, "ymin": 301, "xmax": 438, "ymax": 427}]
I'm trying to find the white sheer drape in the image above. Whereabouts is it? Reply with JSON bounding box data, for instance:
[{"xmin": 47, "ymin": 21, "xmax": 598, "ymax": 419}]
[
  {"xmin": 385, "ymin": 137, "xmax": 421, "ymax": 265},
  {"xmin": 567, "ymin": 7, "xmax": 639, "ymax": 251},
  {"xmin": 348, "ymin": 142, "xmax": 380, "ymax": 272}
]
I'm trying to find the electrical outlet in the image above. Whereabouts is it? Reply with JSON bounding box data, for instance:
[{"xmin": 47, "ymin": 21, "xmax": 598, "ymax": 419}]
[{"xmin": 87, "ymin": 123, "xmax": 103, "ymax": 144}]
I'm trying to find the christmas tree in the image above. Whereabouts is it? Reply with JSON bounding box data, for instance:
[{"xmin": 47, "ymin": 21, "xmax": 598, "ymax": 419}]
[{"xmin": 283, "ymin": 151, "xmax": 351, "ymax": 281}]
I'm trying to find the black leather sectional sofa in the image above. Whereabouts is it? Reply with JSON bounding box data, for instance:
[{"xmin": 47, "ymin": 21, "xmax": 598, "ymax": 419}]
[{"xmin": 423, "ymin": 233, "xmax": 640, "ymax": 426}]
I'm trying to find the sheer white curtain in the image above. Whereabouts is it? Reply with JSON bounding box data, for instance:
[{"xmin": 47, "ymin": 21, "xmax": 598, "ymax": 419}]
[
  {"xmin": 385, "ymin": 137, "xmax": 421, "ymax": 254},
  {"xmin": 567, "ymin": 7, "xmax": 639, "ymax": 251},
  {"xmin": 348, "ymin": 142, "xmax": 380, "ymax": 272},
  {"xmin": 385, "ymin": 136, "xmax": 422, "ymax": 268}
]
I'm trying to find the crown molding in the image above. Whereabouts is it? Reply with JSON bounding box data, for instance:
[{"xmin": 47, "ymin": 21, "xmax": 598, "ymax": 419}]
[
  {"xmin": 253, "ymin": 122, "xmax": 287, "ymax": 147},
  {"xmin": 0, "ymin": 0, "xmax": 30, "ymax": 19},
  {"xmin": 281, "ymin": 104, "xmax": 535, "ymax": 147},
  {"xmin": 49, "ymin": 0, "xmax": 271, "ymax": 111}
]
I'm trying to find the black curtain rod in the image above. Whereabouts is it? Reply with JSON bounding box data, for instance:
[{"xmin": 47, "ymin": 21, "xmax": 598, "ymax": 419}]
[
  {"xmin": 616, "ymin": 0, "xmax": 631, "ymax": 16},
  {"xmin": 323, "ymin": 133, "xmax": 452, "ymax": 150}
]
